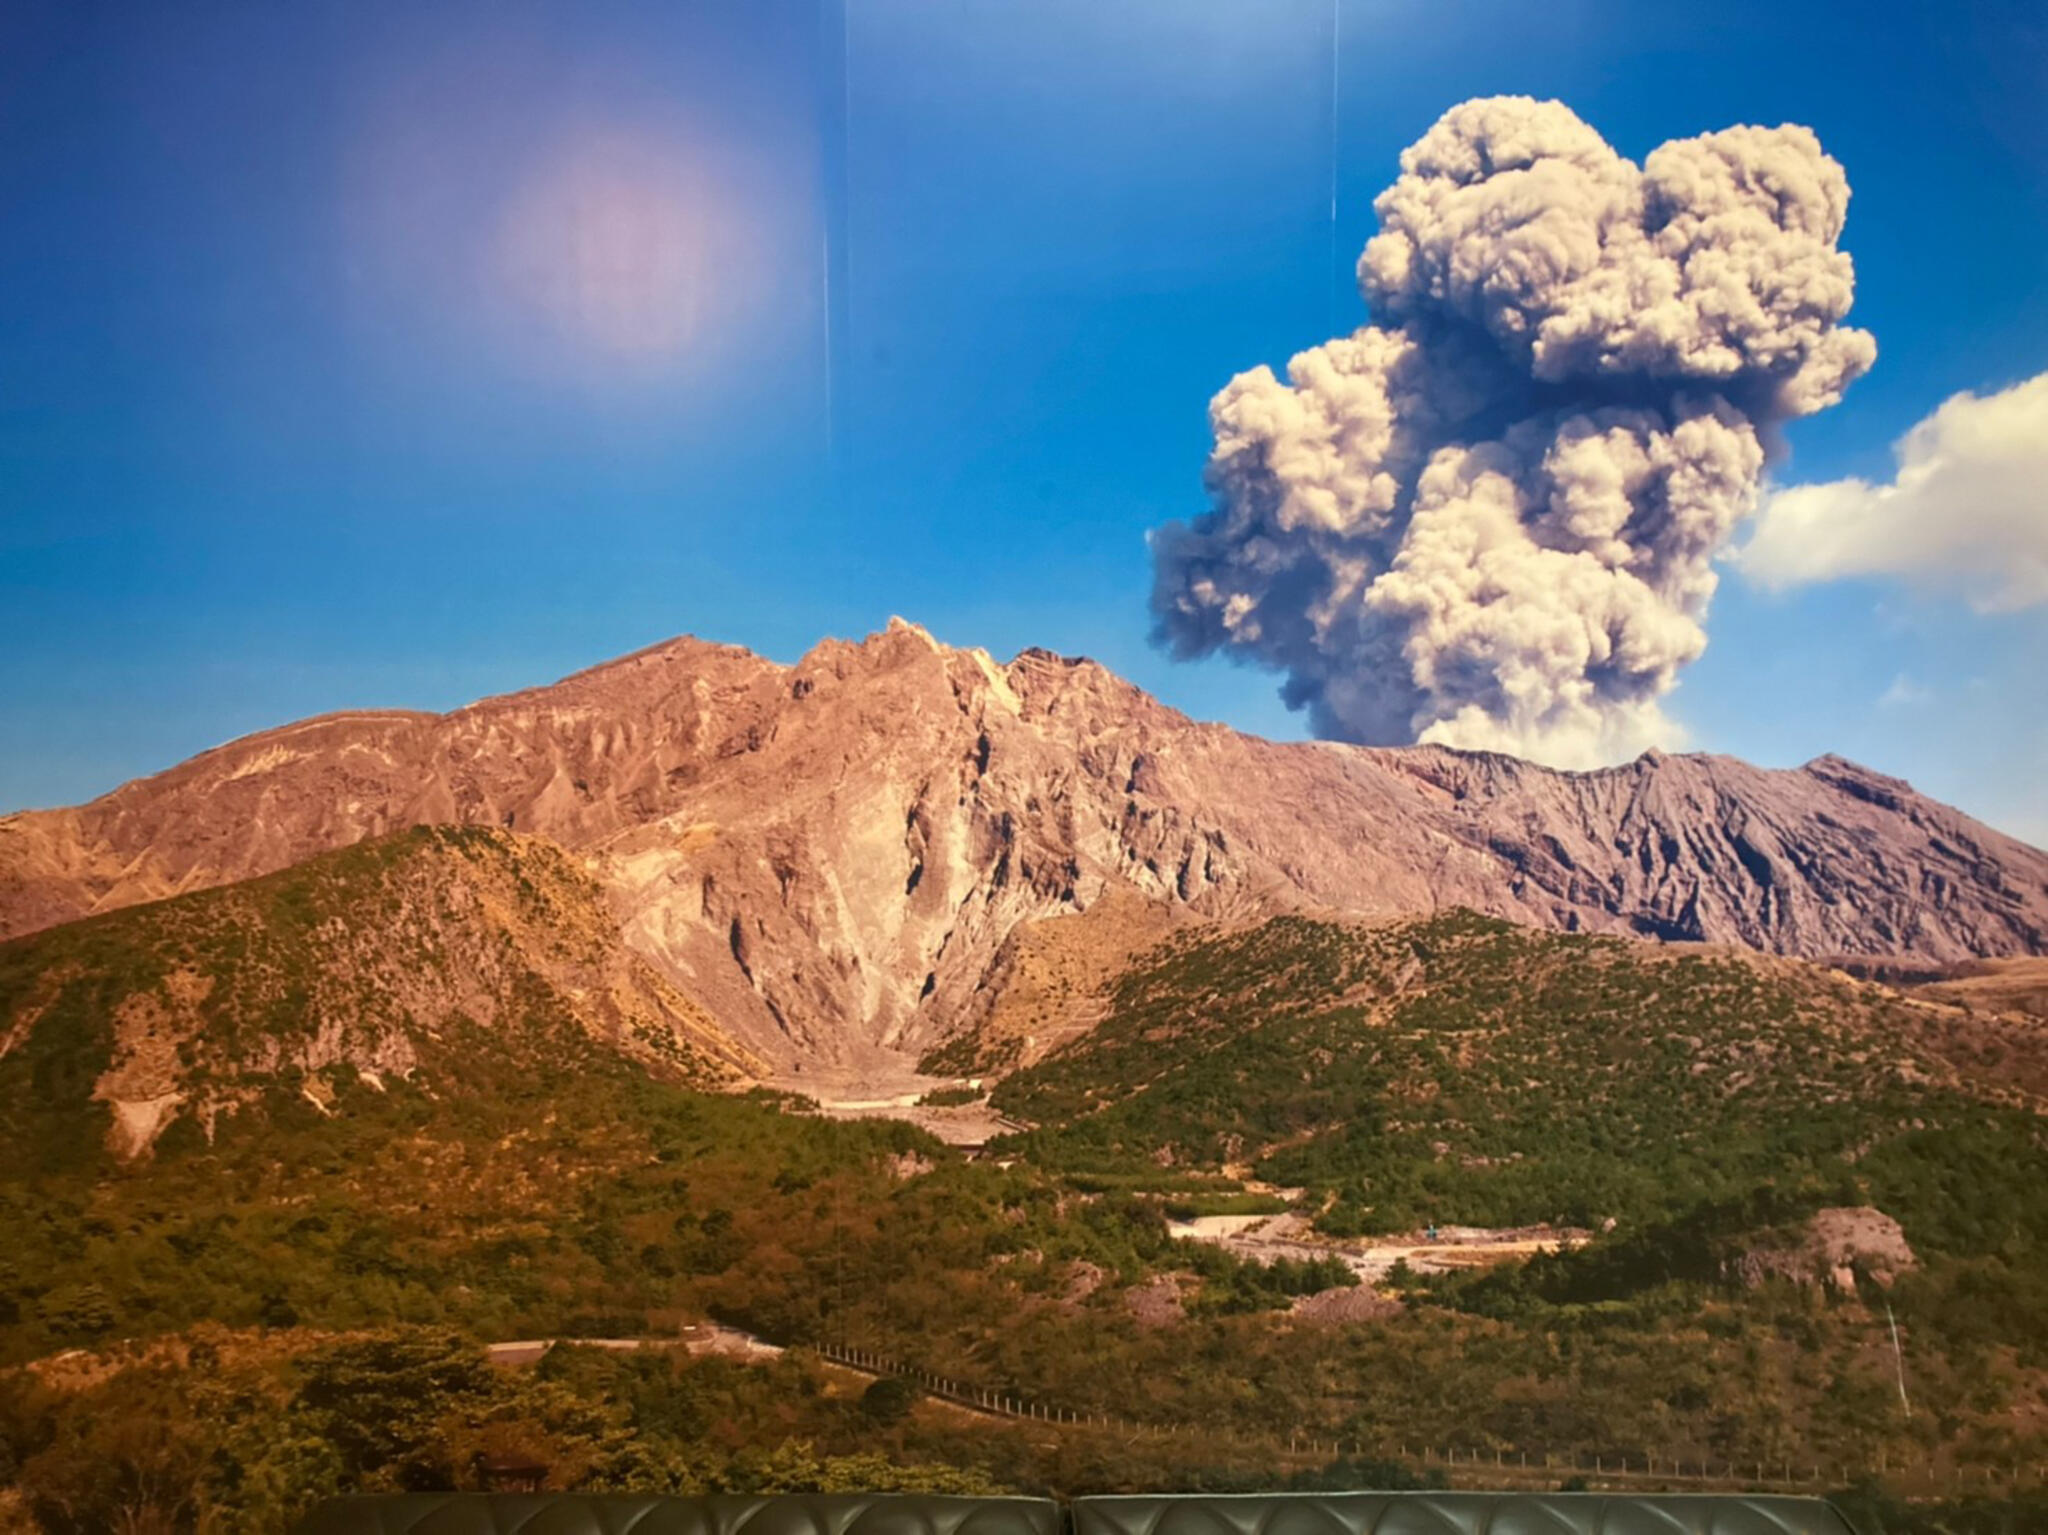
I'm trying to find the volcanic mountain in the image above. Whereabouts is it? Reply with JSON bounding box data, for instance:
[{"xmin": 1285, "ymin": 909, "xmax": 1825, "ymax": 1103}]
[{"xmin": 2, "ymin": 620, "xmax": 2043, "ymax": 1070}]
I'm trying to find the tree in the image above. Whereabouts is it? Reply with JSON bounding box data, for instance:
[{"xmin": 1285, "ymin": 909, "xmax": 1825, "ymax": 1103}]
[
  {"xmin": 859, "ymin": 1376, "xmax": 921, "ymax": 1427},
  {"xmin": 37, "ymin": 1283, "xmax": 115, "ymax": 1344},
  {"xmin": 17, "ymin": 1366, "xmax": 206, "ymax": 1535},
  {"xmin": 294, "ymin": 1329, "xmax": 495, "ymax": 1488}
]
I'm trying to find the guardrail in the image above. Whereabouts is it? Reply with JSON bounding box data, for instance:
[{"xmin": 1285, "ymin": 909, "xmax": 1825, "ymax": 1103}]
[{"xmin": 799, "ymin": 1339, "xmax": 2043, "ymax": 1498}]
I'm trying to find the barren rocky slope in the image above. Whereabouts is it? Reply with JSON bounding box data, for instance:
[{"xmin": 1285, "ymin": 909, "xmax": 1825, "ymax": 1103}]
[{"xmin": 2, "ymin": 620, "xmax": 2043, "ymax": 1067}]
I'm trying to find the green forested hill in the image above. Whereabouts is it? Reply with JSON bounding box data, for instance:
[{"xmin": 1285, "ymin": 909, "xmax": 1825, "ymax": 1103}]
[
  {"xmin": 0, "ymin": 830, "xmax": 1325, "ymax": 1369},
  {"xmin": 992, "ymin": 912, "xmax": 2048, "ymax": 1254},
  {"xmin": 4, "ymin": 872, "xmax": 2047, "ymax": 1530},
  {"xmin": 0, "ymin": 824, "xmax": 761, "ymax": 1180}
]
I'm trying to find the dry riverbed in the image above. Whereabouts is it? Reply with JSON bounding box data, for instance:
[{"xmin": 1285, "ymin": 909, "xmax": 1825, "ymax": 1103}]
[
  {"xmin": 766, "ymin": 1058, "xmax": 1021, "ymax": 1147},
  {"xmin": 1167, "ymin": 1211, "xmax": 1587, "ymax": 1283},
  {"xmin": 763, "ymin": 1065, "xmax": 1584, "ymax": 1283}
]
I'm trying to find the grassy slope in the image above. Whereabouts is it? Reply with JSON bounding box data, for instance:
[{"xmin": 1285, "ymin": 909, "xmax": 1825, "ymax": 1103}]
[
  {"xmin": 993, "ymin": 911, "xmax": 2048, "ymax": 1254},
  {"xmin": 0, "ymin": 825, "xmax": 760, "ymax": 1179},
  {"xmin": 4, "ymin": 882, "xmax": 2048, "ymax": 1524},
  {"xmin": 0, "ymin": 832, "xmax": 1317, "ymax": 1368}
]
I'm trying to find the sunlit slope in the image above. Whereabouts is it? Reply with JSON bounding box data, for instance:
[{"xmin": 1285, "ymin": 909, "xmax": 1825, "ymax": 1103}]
[
  {"xmin": 992, "ymin": 912, "xmax": 2048, "ymax": 1251},
  {"xmin": 6, "ymin": 626, "xmax": 2045, "ymax": 1076},
  {"xmin": 0, "ymin": 824, "xmax": 761, "ymax": 1175},
  {"xmin": 3, "ymin": 880, "xmax": 2046, "ymax": 1482}
]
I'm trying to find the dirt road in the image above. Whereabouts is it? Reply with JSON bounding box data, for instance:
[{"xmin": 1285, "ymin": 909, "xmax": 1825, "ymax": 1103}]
[{"xmin": 484, "ymin": 1324, "xmax": 782, "ymax": 1367}]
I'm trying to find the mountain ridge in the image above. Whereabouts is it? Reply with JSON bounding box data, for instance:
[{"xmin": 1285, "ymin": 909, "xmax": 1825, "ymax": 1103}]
[{"xmin": 3, "ymin": 620, "xmax": 2043, "ymax": 1069}]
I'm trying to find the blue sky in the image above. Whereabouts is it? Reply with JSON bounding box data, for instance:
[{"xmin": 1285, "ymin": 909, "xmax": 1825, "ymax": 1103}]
[{"xmin": 2, "ymin": 0, "xmax": 2043, "ymax": 841}]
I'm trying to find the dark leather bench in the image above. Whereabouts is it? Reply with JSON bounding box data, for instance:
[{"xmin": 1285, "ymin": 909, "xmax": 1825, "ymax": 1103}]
[
  {"xmin": 290, "ymin": 1492, "xmax": 1062, "ymax": 1535},
  {"xmin": 1070, "ymin": 1494, "xmax": 1857, "ymax": 1535},
  {"xmin": 291, "ymin": 1491, "xmax": 1859, "ymax": 1535}
]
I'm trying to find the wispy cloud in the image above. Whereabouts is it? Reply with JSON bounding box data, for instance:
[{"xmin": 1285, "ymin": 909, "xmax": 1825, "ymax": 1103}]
[{"xmin": 1877, "ymin": 672, "xmax": 1932, "ymax": 708}]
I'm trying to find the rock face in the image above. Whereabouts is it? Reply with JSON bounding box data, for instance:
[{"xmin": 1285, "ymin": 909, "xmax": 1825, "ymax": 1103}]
[
  {"xmin": 3, "ymin": 620, "xmax": 2044, "ymax": 1068},
  {"xmin": 1732, "ymin": 1207, "xmax": 1918, "ymax": 1292}
]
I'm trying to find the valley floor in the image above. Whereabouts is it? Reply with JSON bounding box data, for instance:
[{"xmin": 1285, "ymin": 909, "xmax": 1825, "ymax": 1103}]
[
  {"xmin": 1166, "ymin": 1213, "xmax": 1588, "ymax": 1284},
  {"xmin": 768, "ymin": 1057, "xmax": 1024, "ymax": 1147}
]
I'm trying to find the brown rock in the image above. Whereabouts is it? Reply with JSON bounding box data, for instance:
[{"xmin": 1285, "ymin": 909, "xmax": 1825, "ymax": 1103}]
[
  {"xmin": 1733, "ymin": 1206, "xmax": 1919, "ymax": 1292},
  {"xmin": 4, "ymin": 621, "xmax": 2044, "ymax": 1070},
  {"xmin": 1290, "ymin": 1284, "xmax": 1402, "ymax": 1325},
  {"xmin": 1123, "ymin": 1272, "xmax": 1188, "ymax": 1327}
]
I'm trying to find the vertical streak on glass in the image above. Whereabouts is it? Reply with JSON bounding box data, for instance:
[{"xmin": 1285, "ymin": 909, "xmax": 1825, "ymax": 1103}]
[
  {"xmin": 1329, "ymin": 0, "xmax": 1342, "ymax": 337},
  {"xmin": 819, "ymin": 0, "xmax": 852, "ymax": 468},
  {"xmin": 821, "ymin": 223, "xmax": 834, "ymax": 462}
]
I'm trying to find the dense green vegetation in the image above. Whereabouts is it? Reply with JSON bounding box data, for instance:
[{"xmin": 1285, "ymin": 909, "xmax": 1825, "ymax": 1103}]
[
  {"xmin": 4, "ymin": 870, "xmax": 2046, "ymax": 1529},
  {"xmin": 0, "ymin": 1327, "xmax": 1484, "ymax": 1533},
  {"xmin": 993, "ymin": 913, "xmax": 2048, "ymax": 1257},
  {"xmin": 0, "ymin": 824, "xmax": 747, "ymax": 1184},
  {"xmin": 8, "ymin": 1298, "xmax": 2044, "ymax": 1532},
  {"xmin": 0, "ymin": 1332, "xmax": 995, "ymax": 1532},
  {"xmin": 5, "ymin": 1009, "xmax": 1345, "ymax": 1365},
  {"xmin": 0, "ymin": 868, "xmax": 1374, "ymax": 1367}
]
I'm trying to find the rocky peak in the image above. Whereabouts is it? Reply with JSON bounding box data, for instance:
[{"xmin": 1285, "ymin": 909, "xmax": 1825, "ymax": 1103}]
[{"xmin": 3, "ymin": 624, "xmax": 2043, "ymax": 1071}]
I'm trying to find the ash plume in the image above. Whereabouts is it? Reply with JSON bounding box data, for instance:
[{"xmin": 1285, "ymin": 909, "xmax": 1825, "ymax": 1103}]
[{"xmin": 1151, "ymin": 96, "xmax": 1875, "ymax": 767}]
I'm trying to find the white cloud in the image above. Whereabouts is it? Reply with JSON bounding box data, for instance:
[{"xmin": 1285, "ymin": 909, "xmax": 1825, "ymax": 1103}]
[
  {"xmin": 1877, "ymin": 672, "xmax": 1931, "ymax": 708},
  {"xmin": 1740, "ymin": 371, "xmax": 2048, "ymax": 612}
]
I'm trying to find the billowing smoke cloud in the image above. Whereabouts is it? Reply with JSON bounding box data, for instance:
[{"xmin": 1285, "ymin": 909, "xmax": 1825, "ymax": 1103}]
[{"xmin": 1151, "ymin": 97, "xmax": 1874, "ymax": 767}]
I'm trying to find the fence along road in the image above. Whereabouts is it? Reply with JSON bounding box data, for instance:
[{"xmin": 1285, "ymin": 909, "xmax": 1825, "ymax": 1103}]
[{"xmin": 490, "ymin": 1330, "xmax": 2041, "ymax": 1499}]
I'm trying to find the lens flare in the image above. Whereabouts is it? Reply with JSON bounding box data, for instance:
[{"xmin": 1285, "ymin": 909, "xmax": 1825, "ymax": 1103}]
[{"xmin": 493, "ymin": 129, "xmax": 754, "ymax": 370}]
